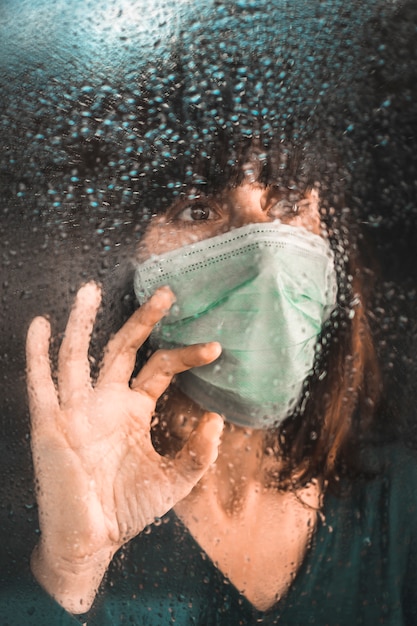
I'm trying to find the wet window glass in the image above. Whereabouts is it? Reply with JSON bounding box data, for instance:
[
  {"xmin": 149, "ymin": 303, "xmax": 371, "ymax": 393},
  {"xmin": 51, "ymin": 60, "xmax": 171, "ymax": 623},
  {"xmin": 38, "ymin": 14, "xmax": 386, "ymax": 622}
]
[{"xmin": 1, "ymin": 1, "xmax": 417, "ymax": 624}]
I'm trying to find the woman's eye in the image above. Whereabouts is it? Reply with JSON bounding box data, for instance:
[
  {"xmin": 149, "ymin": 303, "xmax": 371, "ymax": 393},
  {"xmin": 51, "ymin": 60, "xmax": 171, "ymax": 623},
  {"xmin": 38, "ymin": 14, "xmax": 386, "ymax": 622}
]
[{"xmin": 175, "ymin": 203, "xmax": 216, "ymax": 222}]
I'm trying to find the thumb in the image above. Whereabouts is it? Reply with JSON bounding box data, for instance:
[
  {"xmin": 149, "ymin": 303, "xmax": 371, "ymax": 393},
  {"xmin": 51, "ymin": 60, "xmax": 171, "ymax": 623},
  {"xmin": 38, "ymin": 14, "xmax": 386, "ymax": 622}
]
[{"xmin": 172, "ymin": 412, "xmax": 224, "ymax": 485}]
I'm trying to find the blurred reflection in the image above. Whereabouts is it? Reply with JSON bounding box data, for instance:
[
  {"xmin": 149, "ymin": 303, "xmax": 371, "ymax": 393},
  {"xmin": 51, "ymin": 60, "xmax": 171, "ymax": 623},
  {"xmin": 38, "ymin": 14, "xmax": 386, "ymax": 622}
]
[{"xmin": 0, "ymin": 1, "xmax": 416, "ymax": 624}]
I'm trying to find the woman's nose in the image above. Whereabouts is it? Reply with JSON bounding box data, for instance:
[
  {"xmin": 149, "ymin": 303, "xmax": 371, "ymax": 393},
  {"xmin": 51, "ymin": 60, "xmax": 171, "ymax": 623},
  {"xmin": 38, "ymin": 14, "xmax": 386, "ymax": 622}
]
[
  {"xmin": 228, "ymin": 185, "xmax": 272, "ymax": 227},
  {"xmin": 230, "ymin": 206, "xmax": 272, "ymax": 228}
]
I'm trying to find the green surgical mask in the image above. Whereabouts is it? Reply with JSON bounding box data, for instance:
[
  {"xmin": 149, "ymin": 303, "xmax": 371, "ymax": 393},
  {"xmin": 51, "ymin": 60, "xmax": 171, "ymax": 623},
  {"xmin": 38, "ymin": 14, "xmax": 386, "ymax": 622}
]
[{"xmin": 134, "ymin": 222, "xmax": 337, "ymax": 429}]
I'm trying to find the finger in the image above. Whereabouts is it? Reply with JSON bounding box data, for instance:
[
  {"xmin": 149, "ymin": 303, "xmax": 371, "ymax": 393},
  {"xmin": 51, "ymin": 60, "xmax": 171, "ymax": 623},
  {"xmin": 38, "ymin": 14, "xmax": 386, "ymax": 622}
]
[
  {"xmin": 58, "ymin": 282, "xmax": 101, "ymax": 405},
  {"xmin": 171, "ymin": 413, "xmax": 224, "ymax": 488},
  {"xmin": 130, "ymin": 342, "xmax": 222, "ymax": 402},
  {"xmin": 97, "ymin": 286, "xmax": 176, "ymax": 386},
  {"xmin": 26, "ymin": 316, "xmax": 59, "ymax": 428}
]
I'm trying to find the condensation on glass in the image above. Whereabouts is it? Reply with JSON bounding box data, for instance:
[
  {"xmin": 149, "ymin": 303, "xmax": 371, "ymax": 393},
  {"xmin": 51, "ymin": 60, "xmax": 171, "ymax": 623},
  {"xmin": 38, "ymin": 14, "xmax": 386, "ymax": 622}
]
[{"xmin": 0, "ymin": 1, "xmax": 416, "ymax": 625}]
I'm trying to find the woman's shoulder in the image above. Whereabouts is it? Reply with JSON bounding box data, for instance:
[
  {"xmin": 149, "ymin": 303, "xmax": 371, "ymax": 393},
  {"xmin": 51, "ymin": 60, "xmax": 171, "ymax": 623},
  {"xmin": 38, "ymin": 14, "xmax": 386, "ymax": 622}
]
[
  {"xmin": 351, "ymin": 440, "xmax": 417, "ymax": 524},
  {"xmin": 364, "ymin": 440, "xmax": 417, "ymax": 478}
]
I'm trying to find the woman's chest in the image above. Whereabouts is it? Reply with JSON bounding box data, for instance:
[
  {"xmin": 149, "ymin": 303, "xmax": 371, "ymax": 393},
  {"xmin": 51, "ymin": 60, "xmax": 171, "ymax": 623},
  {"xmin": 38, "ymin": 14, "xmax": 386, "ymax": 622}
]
[
  {"xmin": 96, "ymin": 484, "xmax": 411, "ymax": 626},
  {"xmin": 174, "ymin": 489, "xmax": 318, "ymax": 611}
]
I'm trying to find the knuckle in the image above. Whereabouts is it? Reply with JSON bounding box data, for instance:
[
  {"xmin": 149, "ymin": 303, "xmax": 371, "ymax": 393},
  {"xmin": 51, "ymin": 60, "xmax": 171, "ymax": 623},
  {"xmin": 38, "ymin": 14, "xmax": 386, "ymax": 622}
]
[
  {"xmin": 177, "ymin": 450, "xmax": 206, "ymax": 477},
  {"xmin": 186, "ymin": 450, "xmax": 206, "ymax": 471},
  {"xmin": 151, "ymin": 349, "xmax": 175, "ymax": 375}
]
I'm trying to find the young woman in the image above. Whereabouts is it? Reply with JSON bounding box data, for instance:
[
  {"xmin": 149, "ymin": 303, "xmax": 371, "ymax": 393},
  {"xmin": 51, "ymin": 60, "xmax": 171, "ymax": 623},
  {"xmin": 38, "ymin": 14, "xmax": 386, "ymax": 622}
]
[{"xmin": 9, "ymin": 145, "xmax": 417, "ymax": 625}]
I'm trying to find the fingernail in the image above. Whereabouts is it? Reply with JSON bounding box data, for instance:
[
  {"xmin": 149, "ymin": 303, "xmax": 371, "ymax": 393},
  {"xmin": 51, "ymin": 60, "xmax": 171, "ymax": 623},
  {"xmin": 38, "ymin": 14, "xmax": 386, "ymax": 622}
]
[
  {"xmin": 153, "ymin": 286, "xmax": 177, "ymax": 310},
  {"xmin": 202, "ymin": 414, "xmax": 224, "ymax": 440},
  {"xmin": 201, "ymin": 342, "xmax": 222, "ymax": 361}
]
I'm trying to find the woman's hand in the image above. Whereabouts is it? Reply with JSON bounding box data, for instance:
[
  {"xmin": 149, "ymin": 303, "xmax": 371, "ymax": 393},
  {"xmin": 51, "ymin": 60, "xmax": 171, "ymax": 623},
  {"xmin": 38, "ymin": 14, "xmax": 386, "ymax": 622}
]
[{"xmin": 26, "ymin": 282, "xmax": 223, "ymax": 613}]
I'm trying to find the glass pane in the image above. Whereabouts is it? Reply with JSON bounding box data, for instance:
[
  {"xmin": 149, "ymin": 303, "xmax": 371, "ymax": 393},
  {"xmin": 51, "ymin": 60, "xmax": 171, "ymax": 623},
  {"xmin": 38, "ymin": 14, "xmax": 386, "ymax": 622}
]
[{"xmin": 1, "ymin": 1, "xmax": 416, "ymax": 624}]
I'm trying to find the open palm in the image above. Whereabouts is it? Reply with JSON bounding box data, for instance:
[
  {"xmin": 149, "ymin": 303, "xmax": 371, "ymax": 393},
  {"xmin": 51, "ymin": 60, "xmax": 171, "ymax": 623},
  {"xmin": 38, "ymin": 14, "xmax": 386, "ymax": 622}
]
[{"xmin": 26, "ymin": 282, "xmax": 223, "ymax": 612}]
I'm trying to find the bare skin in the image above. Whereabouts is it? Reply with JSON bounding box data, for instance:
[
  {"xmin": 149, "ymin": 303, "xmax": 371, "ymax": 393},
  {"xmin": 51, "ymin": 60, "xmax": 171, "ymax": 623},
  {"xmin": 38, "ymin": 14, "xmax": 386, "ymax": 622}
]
[{"xmin": 27, "ymin": 182, "xmax": 324, "ymax": 613}]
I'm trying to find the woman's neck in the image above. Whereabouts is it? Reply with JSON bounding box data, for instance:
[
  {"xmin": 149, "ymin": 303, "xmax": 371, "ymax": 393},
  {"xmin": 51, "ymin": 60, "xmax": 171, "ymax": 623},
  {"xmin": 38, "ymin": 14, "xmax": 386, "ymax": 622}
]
[
  {"xmin": 204, "ymin": 423, "xmax": 268, "ymax": 515},
  {"xmin": 156, "ymin": 385, "xmax": 278, "ymax": 511},
  {"xmin": 158, "ymin": 386, "xmax": 322, "ymax": 515}
]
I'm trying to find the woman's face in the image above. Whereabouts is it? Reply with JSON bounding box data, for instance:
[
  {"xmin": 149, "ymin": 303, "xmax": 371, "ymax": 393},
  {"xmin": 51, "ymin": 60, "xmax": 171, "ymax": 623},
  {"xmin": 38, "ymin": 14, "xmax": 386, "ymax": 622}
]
[
  {"xmin": 138, "ymin": 181, "xmax": 328, "ymax": 444},
  {"xmin": 138, "ymin": 183, "xmax": 324, "ymax": 260}
]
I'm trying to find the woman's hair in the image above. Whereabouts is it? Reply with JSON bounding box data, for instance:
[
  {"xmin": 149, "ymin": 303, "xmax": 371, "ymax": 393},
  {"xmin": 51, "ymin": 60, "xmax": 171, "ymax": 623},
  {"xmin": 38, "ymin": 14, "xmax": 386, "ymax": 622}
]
[{"xmin": 272, "ymin": 254, "xmax": 381, "ymax": 493}]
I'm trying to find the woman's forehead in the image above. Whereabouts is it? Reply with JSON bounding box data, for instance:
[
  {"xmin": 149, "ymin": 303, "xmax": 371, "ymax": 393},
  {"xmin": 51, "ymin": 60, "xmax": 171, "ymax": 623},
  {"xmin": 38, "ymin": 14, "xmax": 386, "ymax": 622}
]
[{"xmin": 158, "ymin": 179, "xmax": 318, "ymax": 212}]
